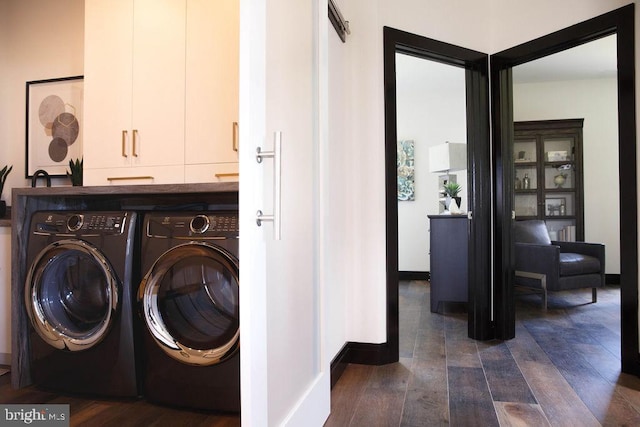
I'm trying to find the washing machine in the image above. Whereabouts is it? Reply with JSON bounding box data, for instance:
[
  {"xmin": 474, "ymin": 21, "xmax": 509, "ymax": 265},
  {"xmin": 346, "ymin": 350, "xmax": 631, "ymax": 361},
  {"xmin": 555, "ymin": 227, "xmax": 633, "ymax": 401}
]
[
  {"xmin": 24, "ymin": 211, "xmax": 141, "ymax": 397},
  {"xmin": 138, "ymin": 211, "xmax": 239, "ymax": 412}
]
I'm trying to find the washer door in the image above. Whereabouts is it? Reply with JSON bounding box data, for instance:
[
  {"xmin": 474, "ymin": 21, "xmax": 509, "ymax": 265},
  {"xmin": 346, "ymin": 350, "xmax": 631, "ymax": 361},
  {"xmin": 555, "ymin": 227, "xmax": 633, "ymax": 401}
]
[
  {"xmin": 139, "ymin": 242, "xmax": 239, "ymax": 366},
  {"xmin": 25, "ymin": 239, "xmax": 119, "ymax": 351}
]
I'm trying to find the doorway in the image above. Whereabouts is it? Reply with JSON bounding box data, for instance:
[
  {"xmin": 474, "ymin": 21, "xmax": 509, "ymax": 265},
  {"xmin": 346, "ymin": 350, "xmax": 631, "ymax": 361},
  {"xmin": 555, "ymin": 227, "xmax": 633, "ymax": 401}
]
[
  {"xmin": 491, "ymin": 4, "xmax": 639, "ymax": 374},
  {"xmin": 383, "ymin": 27, "xmax": 492, "ymax": 363}
]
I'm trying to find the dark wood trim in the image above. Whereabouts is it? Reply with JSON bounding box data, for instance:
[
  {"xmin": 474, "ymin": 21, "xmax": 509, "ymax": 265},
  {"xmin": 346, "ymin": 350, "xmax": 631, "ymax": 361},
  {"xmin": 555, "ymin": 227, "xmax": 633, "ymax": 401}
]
[
  {"xmin": 329, "ymin": 340, "xmax": 405, "ymax": 388},
  {"xmin": 491, "ymin": 4, "xmax": 638, "ymax": 373},
  {"xmin": 491, "ymin": 66, "xmax": 515, "ymax": 339},
  {"xmin": 399, "ymin": 271, "xmax": 429, "ymax": 281},
  {"xmin": 606, "ymin": 274, "xmax": 621, "ymax": 285},
  {"xmin": 329, "ymin": 343, "xmax": 350, "ymax": 388},
  {"xmin": 384, "ymin": 26, "xmax": 492, "ymax": 353},
  {"xmin": 465, "ymin": 58, "xmax": 493, "ymax": 340}
]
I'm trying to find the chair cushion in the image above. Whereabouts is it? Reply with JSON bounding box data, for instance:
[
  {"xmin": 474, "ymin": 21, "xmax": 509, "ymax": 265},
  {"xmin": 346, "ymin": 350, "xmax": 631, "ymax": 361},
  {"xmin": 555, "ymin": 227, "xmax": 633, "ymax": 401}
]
[
  {"xmin": 559, "ymin": 253, "xmax": 601, "ymax": 276},
  {"xmin": 514, "ymin": 220, "xmax": 552, "ymax": 245}
]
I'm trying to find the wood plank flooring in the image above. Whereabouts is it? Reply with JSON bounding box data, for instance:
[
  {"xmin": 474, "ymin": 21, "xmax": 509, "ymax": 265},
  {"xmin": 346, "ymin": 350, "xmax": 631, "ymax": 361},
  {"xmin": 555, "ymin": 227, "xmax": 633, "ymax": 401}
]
[
  {"xmin": 1, "ymin": 281, "xmax": 639, "ymax": 426},
  {"xmin": 325, "ymin": 281, "xmax": 640, "ymax": 426},
  {"xmin": 0, "ymin": 371, "xmax": 240, "ymax": 426}
]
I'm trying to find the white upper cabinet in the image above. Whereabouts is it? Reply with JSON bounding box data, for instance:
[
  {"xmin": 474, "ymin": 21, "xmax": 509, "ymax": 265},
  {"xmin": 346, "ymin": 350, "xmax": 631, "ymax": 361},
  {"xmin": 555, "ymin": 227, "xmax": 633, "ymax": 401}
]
[
  {"xmin": 83, "ymin": 0, "xmax": 135, "ymax": 174},
  {"xmin": 84, "ymin": 0, "xmax": 240, "ymax": 185},
  {"xmin": 83, "ymin": 0, "xmax": 187, "ymax": 185},
  {"xmin": 184, "ymin": 0, "xmax": 240, "ymax": 183}
]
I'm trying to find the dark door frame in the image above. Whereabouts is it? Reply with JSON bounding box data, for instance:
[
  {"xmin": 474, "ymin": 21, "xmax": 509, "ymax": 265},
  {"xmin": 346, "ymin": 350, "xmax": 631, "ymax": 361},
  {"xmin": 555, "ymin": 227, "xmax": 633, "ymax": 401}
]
[
  {"xmin": 381, "ymin": 27, "xmax": 492, "ymax": 358},
  {"xmin": 491, "ymin": 4, "xmax": 639, "ymax": 374}
]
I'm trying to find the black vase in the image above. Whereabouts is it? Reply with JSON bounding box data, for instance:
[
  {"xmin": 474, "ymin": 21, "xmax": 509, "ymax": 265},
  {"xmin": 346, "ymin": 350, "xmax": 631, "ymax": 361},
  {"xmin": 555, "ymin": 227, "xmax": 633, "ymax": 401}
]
[
  {"xmin": 0, "ymin": 200, "xmax": 6, "ymax": 218},
  {"xmin": 454, "ymin": 197, "xmax": 462, "ymax": 209}
]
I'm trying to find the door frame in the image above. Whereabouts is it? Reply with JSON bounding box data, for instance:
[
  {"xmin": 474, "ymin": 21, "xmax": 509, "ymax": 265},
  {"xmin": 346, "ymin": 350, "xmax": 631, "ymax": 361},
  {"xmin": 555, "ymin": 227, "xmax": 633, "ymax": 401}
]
[
  {"xmin": 491, "ymin": 4, "xmax": 639, "ymax": 374},
  {"xmin": 379, "ymin": 27, "xmax": 492, "ymax": 362}
]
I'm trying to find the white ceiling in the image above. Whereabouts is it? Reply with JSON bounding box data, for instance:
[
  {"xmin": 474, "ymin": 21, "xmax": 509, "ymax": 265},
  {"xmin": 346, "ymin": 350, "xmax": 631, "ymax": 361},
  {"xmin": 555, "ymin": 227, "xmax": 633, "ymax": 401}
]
[
  {"xmin": 396, "ymin": 34, "xmax": 617, "ymax": 88},
  {"xmin": 512, "ymin": 34, "xmax": 617, "ymax": 83}
]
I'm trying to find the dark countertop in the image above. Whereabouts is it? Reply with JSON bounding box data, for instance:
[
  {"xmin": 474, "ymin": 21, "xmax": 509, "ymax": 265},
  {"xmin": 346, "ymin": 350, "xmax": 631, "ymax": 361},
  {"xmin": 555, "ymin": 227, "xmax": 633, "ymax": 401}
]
[
  {"xmin": 0, "ymin": 206, "xmax": 10, "ymax": 227},
  {"xmin": 11, "ymin": 181, "xmax": 238, "ymax": 198}
]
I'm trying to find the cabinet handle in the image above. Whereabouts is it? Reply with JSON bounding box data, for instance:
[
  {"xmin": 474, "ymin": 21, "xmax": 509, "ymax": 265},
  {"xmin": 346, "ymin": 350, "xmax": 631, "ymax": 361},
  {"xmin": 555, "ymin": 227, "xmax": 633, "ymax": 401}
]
[
  {"xmin": 255, "ymin": 131, "xmax": 282, "ymax": 240},
  {"xmin": 232, "ymin": 122, "xmax": 239, "ymax": 152},
  {"xmin": 107, "ymin": 176, "xmax": 154, "ymax": 182},
  {"xmin": 215, "ymin": 172, "xmax": 239, "ymax": 178},
  {"xmin": 122, "ymin": 130, "xmax": 128, "ymax": 158},
  {"xmin": 133, "ymin": 129, "xmax": 139, "ymax": 157}
]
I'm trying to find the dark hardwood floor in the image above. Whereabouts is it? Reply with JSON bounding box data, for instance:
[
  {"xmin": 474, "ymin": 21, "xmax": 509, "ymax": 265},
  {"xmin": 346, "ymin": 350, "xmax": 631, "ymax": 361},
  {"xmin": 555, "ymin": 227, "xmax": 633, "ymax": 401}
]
[
  {"xmin": 2, "ymin": 281, "xmax": 639, "ymax": 426},
  {"xmin": 0, "ymin": 370, "xmax": 240, "ymax": 426},
  {"xmin": 325, "ymin": 281, "xmax": 640, "ymax": 426}
]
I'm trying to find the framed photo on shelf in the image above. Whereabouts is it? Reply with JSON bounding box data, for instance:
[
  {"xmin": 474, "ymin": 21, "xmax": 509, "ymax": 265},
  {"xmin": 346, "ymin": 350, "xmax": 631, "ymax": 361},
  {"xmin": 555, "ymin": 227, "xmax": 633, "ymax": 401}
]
[
  {"xmin": 25, "ymin": 75, "xmax": 84, "ymax": 178},
  {"xmin": 545, "ymin": 197, "xmax": 566, "ymax": 216}
]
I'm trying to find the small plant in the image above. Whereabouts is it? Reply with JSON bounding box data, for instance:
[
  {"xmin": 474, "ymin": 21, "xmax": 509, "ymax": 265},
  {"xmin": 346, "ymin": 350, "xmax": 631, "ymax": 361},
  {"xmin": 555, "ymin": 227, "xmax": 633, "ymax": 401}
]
[
  {"xmin": 443, "ymin": 182, "xmax": 461, "ymax": 197},
  {"xmin": 67, "ymin": 158, "xmax": 83, "ymax": 186},
  {"xmin": 0, "ymin": 165, "xmax": 13, "ymax": 199}
]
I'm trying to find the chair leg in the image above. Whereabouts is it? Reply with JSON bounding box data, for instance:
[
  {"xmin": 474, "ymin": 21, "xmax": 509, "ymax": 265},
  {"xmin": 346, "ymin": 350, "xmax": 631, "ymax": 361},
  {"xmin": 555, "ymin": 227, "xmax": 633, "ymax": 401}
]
[{"xmin": 592, "ymin": 287, "xmax": 597, "ymax": 303}]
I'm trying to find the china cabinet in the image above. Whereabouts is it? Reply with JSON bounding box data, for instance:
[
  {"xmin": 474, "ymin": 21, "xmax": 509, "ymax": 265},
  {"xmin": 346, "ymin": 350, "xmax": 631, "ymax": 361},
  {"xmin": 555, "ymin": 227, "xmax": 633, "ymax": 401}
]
[{"xmin": 513, "ymin": 119, "xmax": 584, "ymax": 241}]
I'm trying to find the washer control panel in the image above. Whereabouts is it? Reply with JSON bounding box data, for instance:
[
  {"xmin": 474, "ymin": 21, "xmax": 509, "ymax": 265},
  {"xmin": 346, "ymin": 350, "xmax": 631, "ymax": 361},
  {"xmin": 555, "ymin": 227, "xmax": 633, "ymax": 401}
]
[
  {"xmin": 33, "ymin": 212, "xmax": 127, "ymax": 235},
  {"xmin": 147, "ymin": 212, "xmax": 239, "ymax": 239}
]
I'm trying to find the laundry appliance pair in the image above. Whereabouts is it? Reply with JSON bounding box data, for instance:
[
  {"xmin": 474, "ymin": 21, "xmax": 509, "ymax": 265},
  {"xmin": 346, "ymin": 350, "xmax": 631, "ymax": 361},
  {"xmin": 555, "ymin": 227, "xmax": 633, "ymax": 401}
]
[{"xmin": 24, "ymin": 210, "xmax": 239, "ymax": 412}]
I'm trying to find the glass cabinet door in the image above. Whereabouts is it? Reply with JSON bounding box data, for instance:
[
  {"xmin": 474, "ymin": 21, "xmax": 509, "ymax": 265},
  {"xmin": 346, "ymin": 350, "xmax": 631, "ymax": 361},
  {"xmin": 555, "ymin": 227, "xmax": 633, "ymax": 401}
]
[{"xmin": 514, "ymin": 138, "xmax": 537, "ymax": 218}]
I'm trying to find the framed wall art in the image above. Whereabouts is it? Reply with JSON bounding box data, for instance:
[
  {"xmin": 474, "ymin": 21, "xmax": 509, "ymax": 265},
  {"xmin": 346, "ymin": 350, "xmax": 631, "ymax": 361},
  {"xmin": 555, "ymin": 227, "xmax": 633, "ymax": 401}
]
[
  {"xmin": 26, "ymin": 75, "xmax": 84, "ymax": 178},
  {"xmin": 397, "ymin": 140, "xmax": 415, "ymax": 201}
]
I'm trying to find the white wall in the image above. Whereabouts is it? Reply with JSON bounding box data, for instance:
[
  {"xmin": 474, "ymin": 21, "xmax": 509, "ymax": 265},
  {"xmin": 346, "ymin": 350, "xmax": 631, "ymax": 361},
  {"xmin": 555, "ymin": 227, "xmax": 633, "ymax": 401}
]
[
  {"xmin": 396, "ymin": 53, "xmax": 467, "ymax": 272},
  {"xmin": 0, "ymin": 0, "xmax": 84, "ymax": 197},
  {"xmin": 514, "ymin": 77, "xmax": 620, "ymax": 274},
  {"xmin": 489, "ymin": 0, "xmax": 632, "ymax": 52},
  {"xmin": 325, "ymin": 18, "xmax": 352, "ymax": 359}
]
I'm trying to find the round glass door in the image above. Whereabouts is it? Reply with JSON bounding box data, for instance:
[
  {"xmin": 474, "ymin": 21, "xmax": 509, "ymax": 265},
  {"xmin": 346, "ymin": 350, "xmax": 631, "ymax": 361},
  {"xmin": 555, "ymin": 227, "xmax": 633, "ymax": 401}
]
[
  {"xmin": 139, "ymin": 242, "xmax": 239, "ymax": 366},
  {"xmin": 25, "ymin": 239, "xmax": 118, "ymax": 351}
]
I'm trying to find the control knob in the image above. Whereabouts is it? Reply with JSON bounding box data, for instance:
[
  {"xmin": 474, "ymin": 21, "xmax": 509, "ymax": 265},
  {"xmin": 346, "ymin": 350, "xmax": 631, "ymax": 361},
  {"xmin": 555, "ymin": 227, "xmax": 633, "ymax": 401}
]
[
  {"xmin": 67, "ymin": 214, "xmax": 84, "ymax": 232},
  {"xmin": 190, "ymin": 215, "xmax": 210, "ymax": 234}
]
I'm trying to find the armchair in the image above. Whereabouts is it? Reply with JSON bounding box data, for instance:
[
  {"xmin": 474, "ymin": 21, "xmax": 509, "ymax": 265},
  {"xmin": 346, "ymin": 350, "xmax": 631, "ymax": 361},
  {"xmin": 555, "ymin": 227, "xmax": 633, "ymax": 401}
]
[{"xmin": 514, "ymin": 220, "xmax": 605, "ymax": 309}]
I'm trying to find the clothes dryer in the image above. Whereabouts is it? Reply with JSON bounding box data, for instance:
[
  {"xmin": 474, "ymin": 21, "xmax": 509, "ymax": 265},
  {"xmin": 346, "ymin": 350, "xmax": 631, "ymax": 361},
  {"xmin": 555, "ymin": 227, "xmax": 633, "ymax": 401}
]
[
  {"xmin": 24, "ymin": 211, "xmax": 140, "ymax": 397},
  {"xmin": 138, "ymin": 211, "xmax": 239, "ymax": 412}
]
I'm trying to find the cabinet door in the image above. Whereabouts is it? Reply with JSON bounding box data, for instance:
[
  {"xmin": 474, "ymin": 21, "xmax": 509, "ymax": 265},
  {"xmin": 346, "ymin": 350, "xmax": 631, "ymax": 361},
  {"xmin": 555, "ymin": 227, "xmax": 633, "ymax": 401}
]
[
  {"xmin": 185, "ymin": 0, "xmax": 239, "ymax": 170},
  {"xmin": 83, "ymin": 0, "xmax": 134, "ymax": 171},
  {"xmin": 132, "ymin": 0, "xmax": 186, "ymax": 168}
]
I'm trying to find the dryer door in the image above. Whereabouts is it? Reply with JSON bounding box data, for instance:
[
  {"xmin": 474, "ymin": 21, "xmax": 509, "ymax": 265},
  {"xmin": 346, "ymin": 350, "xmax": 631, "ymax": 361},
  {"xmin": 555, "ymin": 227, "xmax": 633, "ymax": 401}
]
[
  {"xmin": 139, "ymin": 242, "xmax": 239, "ymax": 366},
  {"xmin": 25, "ymin": 239, "xmax": 119, "ymax": 351}
]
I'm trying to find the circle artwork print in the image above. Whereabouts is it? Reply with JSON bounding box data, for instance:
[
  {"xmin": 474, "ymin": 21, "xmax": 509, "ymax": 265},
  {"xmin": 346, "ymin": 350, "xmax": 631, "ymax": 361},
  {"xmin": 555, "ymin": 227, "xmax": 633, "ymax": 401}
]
[
  {"xmin": 38, "ymin": 95, "xmax": 65, "ymax": 132},
  {"xmin": 48, "ymin": 137, "xmax": 68, "ymax": 162},
  {"xmin": 37, "ymin": 95, "xmax": 80, "ymax": 164},
  {"xmin": 51, "ymin": 112, "xmax": 80, "ymax": 146}
]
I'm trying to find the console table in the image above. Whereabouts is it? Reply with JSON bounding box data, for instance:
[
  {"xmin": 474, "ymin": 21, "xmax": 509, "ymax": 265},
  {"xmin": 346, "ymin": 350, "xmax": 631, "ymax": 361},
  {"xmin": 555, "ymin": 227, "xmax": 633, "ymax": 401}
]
[{"xmin": 428, "ymin": 215, "xmax": 468, "ymax": 313}]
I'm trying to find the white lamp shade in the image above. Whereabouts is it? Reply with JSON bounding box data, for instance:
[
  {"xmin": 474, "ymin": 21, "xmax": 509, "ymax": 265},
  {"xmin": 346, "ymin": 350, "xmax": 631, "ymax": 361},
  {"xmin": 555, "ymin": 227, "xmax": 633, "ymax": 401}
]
[{"xmin": 428, "ymin": 142, "xmax": 467, "ymax": 173}]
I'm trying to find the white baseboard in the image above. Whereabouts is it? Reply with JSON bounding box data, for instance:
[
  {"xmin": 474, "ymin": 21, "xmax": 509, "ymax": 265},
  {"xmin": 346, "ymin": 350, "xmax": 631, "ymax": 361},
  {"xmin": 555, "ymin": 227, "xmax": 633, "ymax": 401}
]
[{"xmin": 281, "ymin": 373, "xmax": 330, "ymax": 427}]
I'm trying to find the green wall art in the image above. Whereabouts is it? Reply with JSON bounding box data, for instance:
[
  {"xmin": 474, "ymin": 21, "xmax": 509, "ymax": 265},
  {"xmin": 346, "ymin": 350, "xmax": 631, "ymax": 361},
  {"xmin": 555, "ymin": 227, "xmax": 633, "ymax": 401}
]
[{"xmin": 397, "ymin": 140, "xmax": 415, "ymax": 201}]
